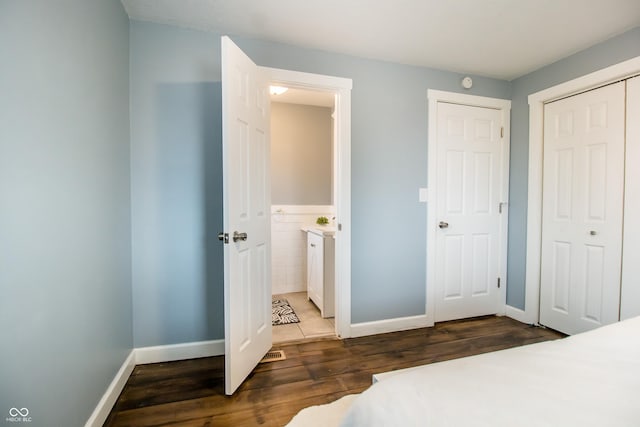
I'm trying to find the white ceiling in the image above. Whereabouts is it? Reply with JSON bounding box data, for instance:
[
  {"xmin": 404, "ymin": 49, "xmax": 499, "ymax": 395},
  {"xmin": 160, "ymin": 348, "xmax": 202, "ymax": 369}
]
[{"xmin": 121, "ymin": 0, "xmax": 640, "ymax": 81}]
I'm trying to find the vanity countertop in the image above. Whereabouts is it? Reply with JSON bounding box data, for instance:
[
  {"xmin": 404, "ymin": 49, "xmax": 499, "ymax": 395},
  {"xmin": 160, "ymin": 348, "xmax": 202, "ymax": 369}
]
[{"xmin": 301, "ymin": 225, "xmax": 336, "ymax": 237}]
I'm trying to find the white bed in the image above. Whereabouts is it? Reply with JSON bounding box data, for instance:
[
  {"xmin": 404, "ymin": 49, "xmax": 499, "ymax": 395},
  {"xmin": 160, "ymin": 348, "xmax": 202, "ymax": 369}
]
[{"xmin": 287, "ymin": 316, "xmax": 640, "ymax": 427}]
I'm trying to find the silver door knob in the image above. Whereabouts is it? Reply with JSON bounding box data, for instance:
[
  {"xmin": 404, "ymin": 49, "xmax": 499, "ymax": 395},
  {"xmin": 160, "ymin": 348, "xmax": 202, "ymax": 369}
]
[
  {"xmin": 218, "ymin": 232, "xmax": 228, "ymax": 243},
  {"xmin": 439, "ymin": 221, "xmax": 449, "ymax": 229},
  {"xmin": 233, "ymin": 231, "xmax": 248, "ymax": 242}
]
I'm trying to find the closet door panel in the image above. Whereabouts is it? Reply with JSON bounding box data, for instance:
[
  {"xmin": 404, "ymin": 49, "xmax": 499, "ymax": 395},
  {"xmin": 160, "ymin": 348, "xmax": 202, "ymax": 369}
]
[
  {"xmin": 540, "ymin": 81, "xmax": 625, "ymax": 335},
  {"xmin": 621, "ymin": 76, "xmax": 640, "ymax": 320}
]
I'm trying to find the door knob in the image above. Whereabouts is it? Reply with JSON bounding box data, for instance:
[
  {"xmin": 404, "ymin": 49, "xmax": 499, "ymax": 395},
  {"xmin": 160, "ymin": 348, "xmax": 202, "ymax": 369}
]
[
  {"xmin": 439, "ymin": 221, "xmax": 449, "ymax": 229},
  {"xmin": 590, "ymin": 230, "xmax": 597, "ymax": 236},
  {"xmin": 233, "ymin": 231, "xmax": 248, "ymax": 242},
  {"xmin": 218, "ymin": 232, "xmax": 229, "ymax": 243}
]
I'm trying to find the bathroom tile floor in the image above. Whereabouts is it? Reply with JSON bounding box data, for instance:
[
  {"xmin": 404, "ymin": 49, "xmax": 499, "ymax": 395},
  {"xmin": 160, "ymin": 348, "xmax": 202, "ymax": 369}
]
[{"xmin": 272, "ymin": 291, "xmax": 335, "ymax": 343}]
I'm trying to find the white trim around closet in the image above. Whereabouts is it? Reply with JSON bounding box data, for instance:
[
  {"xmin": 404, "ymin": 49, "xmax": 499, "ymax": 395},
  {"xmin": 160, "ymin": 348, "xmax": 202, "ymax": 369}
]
[
  {"xmin": 524, "ymin": 56, "xmax": 640, "ymax": 325},
  {"xmin": 621, "ymin": 75, "xmax": 640, "ymax": 320}
]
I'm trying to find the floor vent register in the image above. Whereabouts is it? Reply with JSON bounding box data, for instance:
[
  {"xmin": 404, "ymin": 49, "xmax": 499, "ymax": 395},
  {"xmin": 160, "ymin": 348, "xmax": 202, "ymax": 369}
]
[{"xmin": 260, "ymin": 350, "xmax": 286, "ymax": 363}]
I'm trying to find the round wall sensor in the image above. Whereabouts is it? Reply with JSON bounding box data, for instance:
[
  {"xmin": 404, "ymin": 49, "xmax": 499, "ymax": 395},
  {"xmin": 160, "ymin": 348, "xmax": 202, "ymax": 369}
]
[{"xmin": 462, "ymin": 76, "xmax": 473, "ymax": 89}]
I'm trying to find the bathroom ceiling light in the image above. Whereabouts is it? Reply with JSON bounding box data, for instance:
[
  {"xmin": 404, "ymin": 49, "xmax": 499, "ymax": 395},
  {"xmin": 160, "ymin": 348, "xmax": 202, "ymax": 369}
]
[{"xmin": 270, "ymin": 85, "xmax": 289, "ymax": 95}]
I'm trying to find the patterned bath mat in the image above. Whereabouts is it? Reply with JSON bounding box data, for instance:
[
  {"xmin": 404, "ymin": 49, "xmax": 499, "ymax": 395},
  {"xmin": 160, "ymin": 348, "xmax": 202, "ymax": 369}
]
[{"xmin": 272, "ymin": 298, "xmax": 300, "ymax": 325}]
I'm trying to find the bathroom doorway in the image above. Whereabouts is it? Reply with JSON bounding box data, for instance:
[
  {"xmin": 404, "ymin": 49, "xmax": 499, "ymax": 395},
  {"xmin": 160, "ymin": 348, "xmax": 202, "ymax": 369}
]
[
  {"xmin": 269, "ymin": 86, "xmax": 338, "ymax": 343},
  {"xmin": 221, "ymin": 39, "xmax": 351, "ymax": 392}
]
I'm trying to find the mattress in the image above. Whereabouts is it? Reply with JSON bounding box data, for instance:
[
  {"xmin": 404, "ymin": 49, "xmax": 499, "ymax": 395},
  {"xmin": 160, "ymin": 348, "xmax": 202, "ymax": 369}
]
[{"xmin": 339, "ymin": 316, "xmax": 640, "ymax": 426}]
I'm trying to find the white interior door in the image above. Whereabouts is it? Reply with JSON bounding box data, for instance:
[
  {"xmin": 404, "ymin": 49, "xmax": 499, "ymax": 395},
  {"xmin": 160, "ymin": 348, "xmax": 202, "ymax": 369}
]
[
  {"xmin": 434, "ymin": 102, "xmax": 505, "ymax": 322},
  {"xmin": 221, "ymin": 36, "xmax": 271, "ymax": 395},
  {"xmin": 539, "ymin": 82, "xmax": 625, "ymax": 335}
]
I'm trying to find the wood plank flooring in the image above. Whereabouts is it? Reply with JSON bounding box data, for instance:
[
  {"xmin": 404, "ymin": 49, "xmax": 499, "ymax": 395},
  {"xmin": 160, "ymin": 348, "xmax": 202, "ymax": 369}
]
[{"xmin": 104, "ymin": 316, "xmax": 563, "ymax": 427}]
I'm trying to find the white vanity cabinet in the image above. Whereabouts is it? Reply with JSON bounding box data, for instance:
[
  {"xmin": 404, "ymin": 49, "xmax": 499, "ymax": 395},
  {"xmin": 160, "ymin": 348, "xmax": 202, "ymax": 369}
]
[{"xmin": 305, "ymin": 229, "xmax": 335, "ymax": 318}]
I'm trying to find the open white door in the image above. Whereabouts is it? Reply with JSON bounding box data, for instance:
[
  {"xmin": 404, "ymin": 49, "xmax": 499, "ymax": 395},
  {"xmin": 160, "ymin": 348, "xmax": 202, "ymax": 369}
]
[{"xmin": 221, "ymin": 36, "xmax": 271, "ymax": 395}]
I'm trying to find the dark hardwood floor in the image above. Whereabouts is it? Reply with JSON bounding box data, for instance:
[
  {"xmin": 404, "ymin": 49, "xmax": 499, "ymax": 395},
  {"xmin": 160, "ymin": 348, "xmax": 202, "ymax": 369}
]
[{"xmin": 104, "ymin": 316, "xmax": 563, "ymax": 427}]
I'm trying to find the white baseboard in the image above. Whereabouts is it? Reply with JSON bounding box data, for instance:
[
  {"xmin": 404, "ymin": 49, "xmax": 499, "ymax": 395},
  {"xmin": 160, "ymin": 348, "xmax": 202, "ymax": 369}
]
[
  {"xmin": 135, "ymin": 339, "xmax": 225, "ymax": 365},
  {"xmin": 86, "ymin": 339, "xmax": 225, "ymax": 426},
  {"xmin": 349, "ymin": 314, "xmax": 431, "ymax": 338},
  {"xmin": 85, "ymin": 350, "xmax": 135, "ymax": 427},
  {"xmin": 272, "ymin": 285, "xmax": 306, "ymax": 295},
  {"xmin": 505, "ymin": 305, "xmax": 535, "ymax": 324},
  {"xmin": 88, "ymin": 308, "xmax": 538, "ymax": 425}
]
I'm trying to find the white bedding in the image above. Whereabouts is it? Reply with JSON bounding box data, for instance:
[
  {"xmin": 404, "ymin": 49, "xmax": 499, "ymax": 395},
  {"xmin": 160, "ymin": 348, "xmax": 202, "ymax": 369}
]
[{"xmin": 339, "ymin": 317, "xmax": 640, "ymax": 427}]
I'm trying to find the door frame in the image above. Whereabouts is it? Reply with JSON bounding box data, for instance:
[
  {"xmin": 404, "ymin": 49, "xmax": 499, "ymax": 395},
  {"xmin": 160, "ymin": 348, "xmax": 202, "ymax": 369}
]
[
  {"xmin": 521, "ymin": 56, "xmax": 640, "ymax": 325},
  {"xmin": 426, "ymin": 90, "xmax": 511, "ymax": 325},
  {"xmin": 263, "ymin": 67, "xmax": 353, "ymax": 338}
]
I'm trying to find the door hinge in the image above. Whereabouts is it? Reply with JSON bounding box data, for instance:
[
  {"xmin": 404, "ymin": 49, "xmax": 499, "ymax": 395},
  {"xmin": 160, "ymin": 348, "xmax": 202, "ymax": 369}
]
[
  {"xmin": 500, "ymin": 127, "xmax": 504, "ymax": 138},
  {"xmin": 338, "ymin": 223, "xmax": 342, "ymax": 231},
  {"xmin": 497, "ymin": 277, "xmax": 501, "ymax": 288}
]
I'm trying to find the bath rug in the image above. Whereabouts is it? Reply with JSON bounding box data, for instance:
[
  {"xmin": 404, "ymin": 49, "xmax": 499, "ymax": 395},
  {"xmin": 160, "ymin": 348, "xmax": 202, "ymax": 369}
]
[{"xmin": 272, "ymin": 298, "xmax": 300, "ymax": 325}]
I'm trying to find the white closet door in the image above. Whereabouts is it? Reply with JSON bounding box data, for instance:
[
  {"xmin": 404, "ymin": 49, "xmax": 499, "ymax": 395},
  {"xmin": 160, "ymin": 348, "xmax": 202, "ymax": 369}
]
[
  {"xmin": 621, "ymin": 76, "xmax": 640, "ymax": 320},
  {"xmin": 540, "ymin": 82, "xmax": 625, "ymax": 335}
]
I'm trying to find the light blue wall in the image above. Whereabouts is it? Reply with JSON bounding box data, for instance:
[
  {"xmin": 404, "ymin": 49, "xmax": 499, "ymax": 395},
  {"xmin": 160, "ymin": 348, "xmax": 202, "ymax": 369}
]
[
  {"xmin": 129, "ymin": 19, "xmax": 511, "ymax": 345},
  {"xmin": 1, "ymin": 17, "xmax": 631, "ymax": 424},
  {"xmin": 234, "ymin": 38, "xmax": 510, "ymax": 322},
  {"xmin": 0, "ymin": 1, "xmax": 132, "ymax": 426},
  {"xmin": 506, "ymin": 27, "xmax": 640, "ymax": 309},
  {"xmin": 2, "ymin": 1, "xmax": 633, "ymax": 422},
  {"xmin": 130, "ymin": 22, "xmax": 223, "ymax": 346}
]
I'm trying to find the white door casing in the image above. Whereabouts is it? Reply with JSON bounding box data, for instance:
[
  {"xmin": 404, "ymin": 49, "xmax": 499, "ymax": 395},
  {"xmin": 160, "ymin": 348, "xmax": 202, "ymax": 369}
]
[
  {"xmin": 427, "ymin": 90, "xmax": 511, "ymax": 325},
  {"xmin": 539, "ymin": 82, "xmax": 625, "ymax": 335},
  {"xmin": 264, "ymin": 67, "xmax": 352, "ymax": 338},
  {"xmin": 221, "ymin": 36, "xmax": 272, "ymax": 395}
]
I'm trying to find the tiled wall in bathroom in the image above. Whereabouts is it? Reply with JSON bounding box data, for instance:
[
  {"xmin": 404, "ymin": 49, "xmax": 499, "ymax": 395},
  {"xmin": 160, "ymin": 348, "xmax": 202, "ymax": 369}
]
[{"xmin": 271, "ymin": 205, "xmax": 335, "ymax": 295}]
